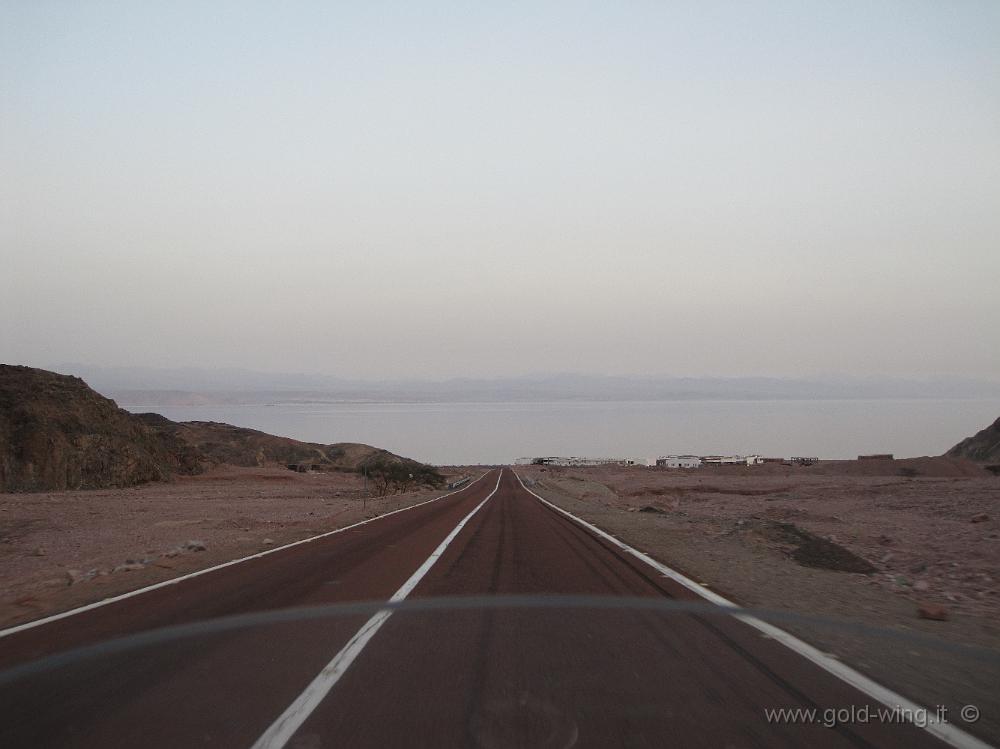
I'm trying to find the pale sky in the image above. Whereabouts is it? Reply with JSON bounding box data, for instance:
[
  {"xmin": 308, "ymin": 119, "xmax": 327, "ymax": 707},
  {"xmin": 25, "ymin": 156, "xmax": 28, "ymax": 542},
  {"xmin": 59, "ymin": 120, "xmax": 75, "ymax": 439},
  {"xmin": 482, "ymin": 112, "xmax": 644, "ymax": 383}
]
[{"xmin": 2, "ymin": 1, "xmax": 999, "ymax": 380}]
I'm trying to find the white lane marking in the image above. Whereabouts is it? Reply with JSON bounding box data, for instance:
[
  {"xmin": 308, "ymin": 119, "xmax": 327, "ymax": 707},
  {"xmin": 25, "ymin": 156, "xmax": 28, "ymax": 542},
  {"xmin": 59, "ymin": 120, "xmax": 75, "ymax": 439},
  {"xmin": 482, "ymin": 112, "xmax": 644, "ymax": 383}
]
[
  {"xmin": 513, "ymin": 472, "xmax": 992, "ymax": 749},
  {"xmin": 251, "ymin": 471, "xmax": 504, "ymax": 749},
  {"xmin": 0, "ymin": 472, "xmax": 492, "ymax": 640}
]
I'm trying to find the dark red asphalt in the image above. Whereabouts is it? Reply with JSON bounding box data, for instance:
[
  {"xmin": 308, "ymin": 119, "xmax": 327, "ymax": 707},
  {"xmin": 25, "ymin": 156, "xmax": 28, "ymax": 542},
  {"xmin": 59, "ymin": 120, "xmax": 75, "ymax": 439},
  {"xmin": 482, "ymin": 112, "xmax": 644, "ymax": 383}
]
[{"xmin": 0, "ymin": 469, "xmax": 956, "ymax": 748}]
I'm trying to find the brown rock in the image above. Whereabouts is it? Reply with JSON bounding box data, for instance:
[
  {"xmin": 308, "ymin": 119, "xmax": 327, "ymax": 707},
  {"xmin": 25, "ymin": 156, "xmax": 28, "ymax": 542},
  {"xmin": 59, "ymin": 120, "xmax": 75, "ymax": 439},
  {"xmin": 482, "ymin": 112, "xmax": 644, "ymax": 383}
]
[
  {"xmin": 917, "ymin": 603, "xmax": 949, "ymax": 621},
  {"xmin": 112, "ymin": 562, "xmax": 146, "ymax": 573},
  {"xmin": 0, "ymin": 365, "xmax": 189, "ymax": 492},
  {"xmin": 947, "ymin": 416, "xmax": 1000, "ymax": 462},
  {"xmin": 66, "ymin": 568, "xmax": 99, "ymax": 585}
]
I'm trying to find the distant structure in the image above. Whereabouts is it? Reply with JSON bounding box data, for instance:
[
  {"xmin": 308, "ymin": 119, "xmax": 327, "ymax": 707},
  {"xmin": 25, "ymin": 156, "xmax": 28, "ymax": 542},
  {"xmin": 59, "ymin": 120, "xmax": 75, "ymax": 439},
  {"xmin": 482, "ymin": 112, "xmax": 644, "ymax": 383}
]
[
  {"xmin": 518, "ymin": 453, "xmax": 815, "ymax": 469},
  {"xmin": 858, "ymin": 454, "xmax": 894, "ymax": 461},
  {"xmin": 515, "ymin": 456, "xmax": 648, "ymax": 467},
  {"xmin": 656, "ymin": 455, "xmax": 702, "ymax": 469},
  {"xmin": 700, "ymin": 455, "xmax": 746, "ymax": 466}
]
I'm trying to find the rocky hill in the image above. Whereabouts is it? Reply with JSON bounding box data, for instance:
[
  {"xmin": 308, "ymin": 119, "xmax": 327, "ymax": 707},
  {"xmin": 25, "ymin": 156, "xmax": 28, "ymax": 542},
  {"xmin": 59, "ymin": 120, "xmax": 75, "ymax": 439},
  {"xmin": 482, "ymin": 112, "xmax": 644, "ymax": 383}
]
[
  {"xmin": 134, "ymin": 414, "xmax": 399, "ymax": 472},
  {"xmin": 0, "ymin": 365, "xmax": 187, "ymax": 492},
  {"xmin": 0, "ymin": 365, "xmax": 422, "ymax": 492},
  {"xmin": 946, "ymin": 416, "xmax": 1000, "ymax": 463}
]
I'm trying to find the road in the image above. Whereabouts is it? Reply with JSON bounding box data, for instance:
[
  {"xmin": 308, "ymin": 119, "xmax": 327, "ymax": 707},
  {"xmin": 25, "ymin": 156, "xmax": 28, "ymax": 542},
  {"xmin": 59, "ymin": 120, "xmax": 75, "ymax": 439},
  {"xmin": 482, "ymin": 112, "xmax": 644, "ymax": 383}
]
[{"xmin": 0, "ymin": 468, "xmax": 974, "ymax": 748}]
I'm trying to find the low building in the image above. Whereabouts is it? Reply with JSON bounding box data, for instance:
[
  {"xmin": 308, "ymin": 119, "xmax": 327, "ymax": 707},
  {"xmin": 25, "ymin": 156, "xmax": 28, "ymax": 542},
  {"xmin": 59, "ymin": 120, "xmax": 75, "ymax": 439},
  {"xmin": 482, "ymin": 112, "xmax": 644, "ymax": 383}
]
[
  {"xmin": 622, "ymin": 458, "xmax": 651, "ymax": 467},
  {"xmin": 858, "ymin": 454, "xmax": 894, "ymax": 461},
  {"xmin": 789, "ymin": 456, "xmax": 819, "ymax": 465},
  {"xmin": 701, "ymin": 455, "xmax": 745, "ymax": 466},
  {"xmin": 745, "ymin": 455, "xmax": 764, "ymax": 466},
  {"xmin": 656, "ymin": 455, "xmax": 702, "ymax": 468},
  {"xmin": 524, "ymin": 456, "xmax": 627, "ymax": 467}
]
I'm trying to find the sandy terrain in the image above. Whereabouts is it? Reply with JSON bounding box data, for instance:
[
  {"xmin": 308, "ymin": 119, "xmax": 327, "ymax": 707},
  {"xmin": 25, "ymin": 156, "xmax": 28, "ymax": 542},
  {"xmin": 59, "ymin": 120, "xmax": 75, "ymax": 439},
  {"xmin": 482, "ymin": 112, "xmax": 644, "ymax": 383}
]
[
  {"xmin": 4, "ymin": 458, "xmax": 996, "ymax": 642},
  {"xmin": 517, "ymin": 460, "xmax": 1000, "ymax": 647},
  {"xmin": 519, "ymin": 459, "xmax": 1000, "ymax": 647},
  {"xmin": 515, "ymin": 460, "xmax": 1000, "ymax": 732},
  {"xmin": 3, "ymin": 458, "xmax": 999, "ymax": 731},
  {"xmin": 0, "ymin": 465, "xmax": 465, "ymax": 629}
]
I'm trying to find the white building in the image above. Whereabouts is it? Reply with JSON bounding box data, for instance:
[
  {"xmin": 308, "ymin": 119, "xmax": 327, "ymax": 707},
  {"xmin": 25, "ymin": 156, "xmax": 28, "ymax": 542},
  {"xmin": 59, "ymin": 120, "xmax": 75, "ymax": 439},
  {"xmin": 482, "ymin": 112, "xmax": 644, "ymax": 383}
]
[
  {"xmin": 622, "ymin": 457, "xmax": 652, "ymax": 467},
  {"xmin": 656, "ymin": 455, "xmax": 702, "ymax": 469},
  {"xmin": 701, "ymin": 455, "xmax": 746, "ymax": 466},
  {"xmin": 516, "ymin": 456, "xmax": 650, "ymax": 467}
]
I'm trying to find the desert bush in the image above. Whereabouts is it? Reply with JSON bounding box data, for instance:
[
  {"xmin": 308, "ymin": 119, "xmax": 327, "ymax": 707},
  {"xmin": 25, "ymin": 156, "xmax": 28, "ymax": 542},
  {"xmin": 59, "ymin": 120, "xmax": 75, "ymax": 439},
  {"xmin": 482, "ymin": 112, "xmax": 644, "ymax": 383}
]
[{"xmin": 360, "ymin": 456, "xmax": 445, "ymax": 496}]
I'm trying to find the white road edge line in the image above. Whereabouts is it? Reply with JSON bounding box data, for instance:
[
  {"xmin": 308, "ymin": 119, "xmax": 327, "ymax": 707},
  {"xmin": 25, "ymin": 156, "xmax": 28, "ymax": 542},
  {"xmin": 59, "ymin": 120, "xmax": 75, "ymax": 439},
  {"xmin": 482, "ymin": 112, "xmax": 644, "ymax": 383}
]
[
  {"xmin": 250, "ymin": 470, "xmax": 504, "ymax": 749},
  {"xmin": 513, "ymin": 471, "xmax": 992, "ymax": 749},
  {"xmin": 0, "ymin": 471, "xmax": 492, "ymax": 640}
]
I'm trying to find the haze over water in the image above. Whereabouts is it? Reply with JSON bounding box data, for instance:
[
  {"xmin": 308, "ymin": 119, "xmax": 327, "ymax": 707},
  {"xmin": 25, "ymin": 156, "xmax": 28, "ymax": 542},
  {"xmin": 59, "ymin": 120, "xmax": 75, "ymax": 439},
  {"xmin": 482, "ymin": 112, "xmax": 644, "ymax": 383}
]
[{"xmin": 137, "ymin": 399, "xmax": 998, "ymax": 466}]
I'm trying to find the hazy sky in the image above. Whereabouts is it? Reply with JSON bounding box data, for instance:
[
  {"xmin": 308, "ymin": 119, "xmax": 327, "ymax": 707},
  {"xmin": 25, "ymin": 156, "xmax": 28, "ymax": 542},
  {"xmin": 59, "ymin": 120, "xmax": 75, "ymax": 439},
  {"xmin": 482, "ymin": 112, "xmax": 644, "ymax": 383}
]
[{"xmin": 3, "ymin": 1, "xmax": 998, "ymax": 381}]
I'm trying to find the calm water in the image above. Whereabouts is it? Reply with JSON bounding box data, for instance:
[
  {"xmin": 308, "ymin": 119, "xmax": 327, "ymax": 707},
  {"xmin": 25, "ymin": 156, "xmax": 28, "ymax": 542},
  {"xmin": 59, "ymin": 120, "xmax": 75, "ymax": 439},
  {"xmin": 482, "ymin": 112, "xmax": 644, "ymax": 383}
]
[{"xmin": 141, "ymin": 399, "xmax": 1000, "ymax": 466}]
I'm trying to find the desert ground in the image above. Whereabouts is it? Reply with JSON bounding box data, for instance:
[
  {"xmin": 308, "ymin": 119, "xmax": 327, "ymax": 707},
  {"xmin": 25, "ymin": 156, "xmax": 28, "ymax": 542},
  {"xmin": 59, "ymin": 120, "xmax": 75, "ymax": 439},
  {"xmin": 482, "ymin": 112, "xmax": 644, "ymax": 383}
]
[
  {"xmin": 0, "ymin": 465, "xmax": 465, "ymax": 629},
  {"xmin": 3, "ymin": 458, "xmax": 1000, "ymax": 739},
  {"xmin": 514, "ymin": 459, "xmax": 1000, "ymax": 729},
  {"xmin": 5, "ymin": 457, "xmax": 996, "ymax": 645},
  {"xmin": 516, "ymin": 458, "xmax": 1000, "ymax": 647}
]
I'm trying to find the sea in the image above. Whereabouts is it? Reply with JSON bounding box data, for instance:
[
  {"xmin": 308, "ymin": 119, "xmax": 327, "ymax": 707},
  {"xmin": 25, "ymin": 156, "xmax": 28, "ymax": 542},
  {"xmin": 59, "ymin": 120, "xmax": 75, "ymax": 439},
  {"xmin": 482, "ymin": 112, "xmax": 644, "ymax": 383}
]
[{"xmin": 138, "ymin": 399, "xmax": 1000, "ymax": 466}]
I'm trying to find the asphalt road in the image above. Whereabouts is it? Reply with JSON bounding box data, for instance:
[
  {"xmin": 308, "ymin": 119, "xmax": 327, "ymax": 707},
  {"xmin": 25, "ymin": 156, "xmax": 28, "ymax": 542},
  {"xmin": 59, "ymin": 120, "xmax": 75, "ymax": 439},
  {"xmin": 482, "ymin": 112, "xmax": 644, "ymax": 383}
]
[{"xmin": 0, "ymin": 469, "xmax": 973, "ymax": 748}]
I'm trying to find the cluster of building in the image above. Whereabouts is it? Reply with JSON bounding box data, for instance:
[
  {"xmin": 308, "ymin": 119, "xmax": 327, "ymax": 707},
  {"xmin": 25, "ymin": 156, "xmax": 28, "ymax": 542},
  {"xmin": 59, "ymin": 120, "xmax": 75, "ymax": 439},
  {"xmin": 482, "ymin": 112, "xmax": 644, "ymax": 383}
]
[
  {"xmin": 514, "ymin": 456, "xmax": 644, "ymax": 467},
  {"xmin": 515, "ymin": 455, "xmax": 821, "ymax": 469},
  {"xmin": 670, "ymin": 455, "xmax": 821, "ymax": 467}
]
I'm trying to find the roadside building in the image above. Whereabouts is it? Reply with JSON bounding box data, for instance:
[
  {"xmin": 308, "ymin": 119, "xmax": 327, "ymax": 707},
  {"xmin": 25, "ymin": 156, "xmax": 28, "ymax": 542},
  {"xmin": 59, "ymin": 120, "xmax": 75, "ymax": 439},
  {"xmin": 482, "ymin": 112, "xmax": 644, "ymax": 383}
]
[
  {"xmin": 527, "ymin": 456, "xmax": 627, "ymax": 467},
  {"xmin": 858, "ymin": 454, "xmax": 894, "ymax": 461},
  {"xmin": 789, "ymin": 457, "xmax": 819, "ymax": 466},
  {"xmin": 656, "ymin": 455, "xmax": 702, "ymax": 468},
  {"xmin": 701, "ymin": 455, "xmax": 745, "ymax": 466}
]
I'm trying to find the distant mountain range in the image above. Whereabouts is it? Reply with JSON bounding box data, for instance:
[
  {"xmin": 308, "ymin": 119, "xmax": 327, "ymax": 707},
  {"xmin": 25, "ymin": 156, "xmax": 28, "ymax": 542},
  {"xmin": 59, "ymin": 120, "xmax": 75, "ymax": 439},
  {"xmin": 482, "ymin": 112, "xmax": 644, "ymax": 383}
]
[{"xmin": 54, "ymin": 364, "xmax": 1000, "ymax": 406}]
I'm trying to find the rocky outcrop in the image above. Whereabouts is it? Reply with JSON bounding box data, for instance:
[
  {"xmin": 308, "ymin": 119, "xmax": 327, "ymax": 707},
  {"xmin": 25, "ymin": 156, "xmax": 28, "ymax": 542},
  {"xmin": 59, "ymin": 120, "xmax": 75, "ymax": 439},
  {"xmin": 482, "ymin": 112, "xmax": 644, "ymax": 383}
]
[
  {"xmin": 1, "ymin": 365, "xmax": 418, "ymax": 492},
  {"xmin": 135, "ymin": 415, "xmax": 400, "ymax": 472},
  {"xmin": 0, "ymin": 365, "xmax": 189, "ymax": 492},
  {"xmin": 946, "ymin": 416, "xmax": 1000, "ymax": 463}
]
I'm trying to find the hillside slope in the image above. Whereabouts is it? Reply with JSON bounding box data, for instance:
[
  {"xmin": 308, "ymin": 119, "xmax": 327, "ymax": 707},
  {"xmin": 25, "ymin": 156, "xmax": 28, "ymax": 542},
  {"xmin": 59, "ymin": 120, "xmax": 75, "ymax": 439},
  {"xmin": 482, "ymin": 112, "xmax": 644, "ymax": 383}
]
[
  {"xmin": 0, "ymin": 365, "xmax": 188, "ymax": 492},
  {"xmin": 1, "ymin": 365, "xmax": 428, "ymax": 492},
  {"xmin": 947, "ymin": 416, "xmax": 1000, "ymax": 463},
  {"xmin": 134, "ymin": 414, "xmax": 400, "ymax": 471}
]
